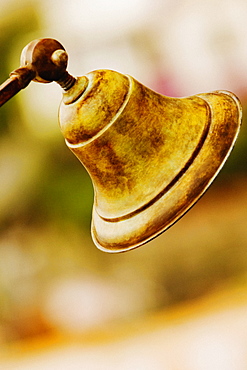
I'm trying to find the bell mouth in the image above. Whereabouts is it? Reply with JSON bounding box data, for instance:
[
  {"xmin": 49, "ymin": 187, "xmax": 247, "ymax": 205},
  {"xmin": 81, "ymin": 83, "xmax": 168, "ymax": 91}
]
[{"xmin": 91, "ymin": 90, "xmax": 241, "ymax": 253}]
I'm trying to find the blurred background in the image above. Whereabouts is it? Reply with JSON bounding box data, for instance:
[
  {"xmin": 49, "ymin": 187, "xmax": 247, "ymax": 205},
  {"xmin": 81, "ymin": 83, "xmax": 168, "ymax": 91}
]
[{"xmin": 0, "ymin": 0, "xmax": 247, "ymax": 369}]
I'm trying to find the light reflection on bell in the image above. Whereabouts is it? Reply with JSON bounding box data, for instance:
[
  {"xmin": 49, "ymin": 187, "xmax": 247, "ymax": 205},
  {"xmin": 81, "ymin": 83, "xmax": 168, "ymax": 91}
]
[{"xmin": 59, "ymin": 69, "xmax": 242, "ymax": 253}]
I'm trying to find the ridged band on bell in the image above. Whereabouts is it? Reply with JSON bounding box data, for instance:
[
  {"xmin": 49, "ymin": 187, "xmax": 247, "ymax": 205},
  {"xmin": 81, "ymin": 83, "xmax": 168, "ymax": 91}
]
[{"xmin": 59, "ymin": 70, "xmax": 242, "ymax": 253}]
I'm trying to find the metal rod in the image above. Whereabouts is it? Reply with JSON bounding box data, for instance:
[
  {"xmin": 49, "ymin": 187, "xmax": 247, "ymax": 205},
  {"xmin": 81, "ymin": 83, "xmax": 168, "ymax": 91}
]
[
  {"xmin": 0, "ymin": 67, "xmax": 35, "ymax": 107},
  {"xmin": 0, "ymin": 77, "xmax": 22, "ymax": 107}
]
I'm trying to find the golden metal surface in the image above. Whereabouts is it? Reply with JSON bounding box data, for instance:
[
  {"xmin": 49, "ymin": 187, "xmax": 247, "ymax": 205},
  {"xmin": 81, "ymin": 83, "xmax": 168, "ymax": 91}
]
[{"xmin": 60, "ymin": 70, "xmax": 242, "ymax": 252}]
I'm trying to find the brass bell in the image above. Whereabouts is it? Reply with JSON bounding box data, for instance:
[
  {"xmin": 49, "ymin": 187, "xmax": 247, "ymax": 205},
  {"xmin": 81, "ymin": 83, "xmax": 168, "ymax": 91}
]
[{"xmin": 0, "ymin": 38, "xmax": 242, "ymax": 253}]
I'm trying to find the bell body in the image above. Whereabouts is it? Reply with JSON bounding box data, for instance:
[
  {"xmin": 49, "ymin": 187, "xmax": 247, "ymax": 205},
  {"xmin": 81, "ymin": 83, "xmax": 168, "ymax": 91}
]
[{"xmin": 59, "ymin": 70, "xmax": 241, "ymax": 252}]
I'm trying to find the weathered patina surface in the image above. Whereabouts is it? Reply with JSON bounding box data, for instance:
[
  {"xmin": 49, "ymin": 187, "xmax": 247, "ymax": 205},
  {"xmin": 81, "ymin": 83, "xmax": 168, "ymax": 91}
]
[{"xmin": 60, "ymin": 70, "xmax": 242, "ymax": 252}]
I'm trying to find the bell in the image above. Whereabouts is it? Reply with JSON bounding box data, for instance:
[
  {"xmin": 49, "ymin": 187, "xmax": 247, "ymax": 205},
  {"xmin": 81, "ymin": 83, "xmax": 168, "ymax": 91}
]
[{"xmin": 0, "ymin": 39, "xmax": 242, "ymax": 252}]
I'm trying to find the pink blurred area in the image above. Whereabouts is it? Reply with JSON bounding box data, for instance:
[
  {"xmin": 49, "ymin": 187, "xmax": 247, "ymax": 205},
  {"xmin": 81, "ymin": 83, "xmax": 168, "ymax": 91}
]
[{"xmin": 0, "ymin": 0, "xmax": 247, "ymax": 369}]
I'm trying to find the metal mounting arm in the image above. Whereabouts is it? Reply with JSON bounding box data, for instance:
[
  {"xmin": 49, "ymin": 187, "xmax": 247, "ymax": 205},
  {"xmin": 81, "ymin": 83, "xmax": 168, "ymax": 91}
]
[{"xmin": 0, "ymin": 38, "xmax": 76, "ymax": 107}]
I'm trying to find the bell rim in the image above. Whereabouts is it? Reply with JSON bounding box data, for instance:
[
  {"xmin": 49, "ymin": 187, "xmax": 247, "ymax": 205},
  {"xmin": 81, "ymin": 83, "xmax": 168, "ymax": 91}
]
[{"xmin": 91, "ymin": 90, "xmax": 242, "ymax": 253}]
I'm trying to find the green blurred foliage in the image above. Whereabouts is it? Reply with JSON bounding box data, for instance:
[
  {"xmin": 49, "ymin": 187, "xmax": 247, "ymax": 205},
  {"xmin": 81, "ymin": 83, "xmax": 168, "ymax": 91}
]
[
  {"xmin": 14, "ymin": 143, "xmax": 94, "ymax": 230},
  {"xmin": 0, "ymin": 3, "xmax": 94, "ymax": 233},
  {"xmin": 0, "ymin": 4, "xmax": 41, "ymax": 135}
]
